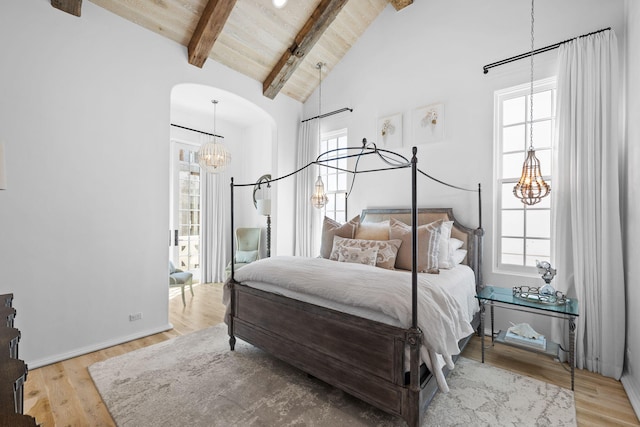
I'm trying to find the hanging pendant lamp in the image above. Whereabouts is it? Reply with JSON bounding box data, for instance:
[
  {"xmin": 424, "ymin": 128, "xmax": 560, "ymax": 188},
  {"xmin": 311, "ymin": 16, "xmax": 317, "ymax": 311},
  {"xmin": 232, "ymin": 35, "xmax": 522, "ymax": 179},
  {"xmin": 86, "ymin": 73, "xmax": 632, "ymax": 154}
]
[
  {"xmin": 311, "ymin": 62, "xmax": 329, "ymax": 209},
  {"xmin": 513, "ymin": 0, "xmax": 550, "ymax": 205},
  {"xmin": 311, "ymin": 175, "xmax": 329, "ymax": 209},
  {"xmin": 198, "ymin": 100, "xmax": 231, "ymax": 174}
]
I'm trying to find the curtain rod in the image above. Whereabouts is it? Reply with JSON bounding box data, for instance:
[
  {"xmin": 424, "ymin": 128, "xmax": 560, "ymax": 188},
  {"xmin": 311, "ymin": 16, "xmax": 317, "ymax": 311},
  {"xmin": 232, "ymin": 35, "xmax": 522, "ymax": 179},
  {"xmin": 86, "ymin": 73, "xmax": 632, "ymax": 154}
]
[
  {"xmin": 301, "ymin": 107, "xmax": 353, "ymax": 123},
  {"xmin": 170, "ymin": 123, "xmax": 224, "ymax": 138},
  {"xmin": 482, "ymin": 27, "xmax": 611, "ymax": 74}
]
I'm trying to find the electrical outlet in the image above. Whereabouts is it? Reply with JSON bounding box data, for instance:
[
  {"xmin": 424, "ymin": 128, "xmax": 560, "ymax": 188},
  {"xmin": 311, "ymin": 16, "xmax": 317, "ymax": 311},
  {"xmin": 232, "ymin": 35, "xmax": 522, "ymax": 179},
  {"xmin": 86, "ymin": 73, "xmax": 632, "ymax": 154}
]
[{"xmin": 129, "ymin": 312, "xmax": 143, "ymax": 321}]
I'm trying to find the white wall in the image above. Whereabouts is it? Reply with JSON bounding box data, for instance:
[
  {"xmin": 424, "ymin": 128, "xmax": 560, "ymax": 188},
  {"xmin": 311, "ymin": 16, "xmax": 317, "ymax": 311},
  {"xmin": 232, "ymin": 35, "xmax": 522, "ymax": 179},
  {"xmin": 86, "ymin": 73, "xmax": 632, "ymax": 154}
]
[
  {"xmin": 306, "ymin": 0, "xmax": 626, "ymax": 335},
  {"xmin": 0, "ymin": 1, "xmax": 301, "ymax": 367},
  {"xmin": 622, "ymin": 0, "xmax": 640, "ymax": 418}
]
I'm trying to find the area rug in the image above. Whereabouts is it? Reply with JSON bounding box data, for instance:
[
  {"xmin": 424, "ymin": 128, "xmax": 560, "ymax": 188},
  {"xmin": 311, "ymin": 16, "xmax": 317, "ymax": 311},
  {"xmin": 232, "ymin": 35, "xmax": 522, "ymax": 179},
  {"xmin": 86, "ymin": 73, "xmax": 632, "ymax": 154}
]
[{"xmin": 89, "ymin": 323, "xmax": 576, "ymax": 427}]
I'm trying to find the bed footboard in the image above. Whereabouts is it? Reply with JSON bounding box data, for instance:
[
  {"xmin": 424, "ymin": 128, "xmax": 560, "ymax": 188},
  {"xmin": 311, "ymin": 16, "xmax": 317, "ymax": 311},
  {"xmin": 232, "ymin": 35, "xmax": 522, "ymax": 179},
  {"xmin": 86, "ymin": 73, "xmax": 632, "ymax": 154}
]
[{"xmin": 229, "ymin": 282, "xmax": 424, "ymax": 424}]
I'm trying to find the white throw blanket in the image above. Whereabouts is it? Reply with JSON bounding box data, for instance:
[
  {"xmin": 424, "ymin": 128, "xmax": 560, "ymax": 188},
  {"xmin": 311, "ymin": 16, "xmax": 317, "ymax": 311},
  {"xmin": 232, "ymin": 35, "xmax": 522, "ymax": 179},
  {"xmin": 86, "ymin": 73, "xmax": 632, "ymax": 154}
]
[{"xmin": 224, "ymin": 256, "xmax": 475, "ymax": 392}]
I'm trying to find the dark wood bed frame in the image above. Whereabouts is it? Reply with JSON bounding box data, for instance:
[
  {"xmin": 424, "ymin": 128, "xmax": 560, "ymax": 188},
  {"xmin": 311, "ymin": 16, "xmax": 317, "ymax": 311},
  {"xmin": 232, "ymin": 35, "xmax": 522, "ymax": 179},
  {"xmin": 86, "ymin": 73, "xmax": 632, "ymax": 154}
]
[{"xmin": 226, "ymin": 148, "xmax": 484, "ymax": 426}]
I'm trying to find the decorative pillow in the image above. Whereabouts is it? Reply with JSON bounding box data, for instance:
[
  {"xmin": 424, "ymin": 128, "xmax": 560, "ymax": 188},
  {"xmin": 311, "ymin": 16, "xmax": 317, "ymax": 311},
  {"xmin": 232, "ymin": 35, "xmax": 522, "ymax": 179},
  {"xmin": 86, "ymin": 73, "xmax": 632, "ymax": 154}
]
[
  {"xmin": 320, "ymin": 215, "xmax": 359, "ymax": 259},
  {"xmin": 438, "ymin": 221, "xmax": 455, "ymax": 269},
  {"xmin": 452, "ymin": 249, "xmax": 467, "ymax": 265},
  {"xmin": 330, "ymin": 236, "xmax": 402, "ymax": 270},
  {"xmin": 236, "ymin": 250, "xmax": 258, "ymax": 263},
  {"xmin": 354, "ymin": 220, "xmax": 390, "ymax": 241},
  {"xmin": 389, "ymin": 218, "xmax": 442, "ymax": 274},
  {"xmin": 337, "ymin": 246, "xmax": 378, "ymax": 266},
  {"xmin": 450, "ymin": 237, "xmax": 464, "ymax": 251}
]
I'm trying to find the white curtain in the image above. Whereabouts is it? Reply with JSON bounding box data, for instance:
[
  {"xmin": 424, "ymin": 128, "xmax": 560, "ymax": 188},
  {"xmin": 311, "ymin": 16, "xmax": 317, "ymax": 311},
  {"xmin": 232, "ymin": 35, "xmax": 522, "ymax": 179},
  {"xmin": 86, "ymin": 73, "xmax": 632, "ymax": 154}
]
[
  {"xmin": 294, "ymin": 120, "xmax": 321, "ymax": 257},
  {"xmin": 200, "ymin": 138, "xmax": 228, "ymax": 283},
  {"xmin": 553, "ymin": 29, "xmax": 625, "ymax": 379}
]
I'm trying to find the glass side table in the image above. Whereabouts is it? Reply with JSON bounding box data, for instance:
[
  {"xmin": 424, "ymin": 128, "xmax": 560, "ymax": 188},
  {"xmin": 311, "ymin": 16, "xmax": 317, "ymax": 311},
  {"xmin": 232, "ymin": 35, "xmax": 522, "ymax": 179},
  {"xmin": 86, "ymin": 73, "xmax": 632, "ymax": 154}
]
[{"xmin": 476, "ymin": 285, "xmax": 580, "ymax": 390}]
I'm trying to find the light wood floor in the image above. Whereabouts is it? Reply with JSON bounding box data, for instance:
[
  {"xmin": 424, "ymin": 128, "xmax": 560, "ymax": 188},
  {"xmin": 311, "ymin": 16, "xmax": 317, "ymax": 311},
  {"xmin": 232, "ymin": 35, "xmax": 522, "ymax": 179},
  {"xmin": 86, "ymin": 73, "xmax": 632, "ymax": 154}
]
[{"xmin": 23, "ymin": 283, "xmax": 639, "ymax": 426}]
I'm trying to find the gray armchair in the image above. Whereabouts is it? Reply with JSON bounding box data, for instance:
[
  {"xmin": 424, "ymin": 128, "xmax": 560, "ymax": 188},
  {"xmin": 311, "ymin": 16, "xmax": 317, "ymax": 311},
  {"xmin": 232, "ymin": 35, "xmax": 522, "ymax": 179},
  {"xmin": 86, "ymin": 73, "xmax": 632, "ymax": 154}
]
[{"xmin": 169, "ymin": 260, "xmax": 193, "ymax": 306}]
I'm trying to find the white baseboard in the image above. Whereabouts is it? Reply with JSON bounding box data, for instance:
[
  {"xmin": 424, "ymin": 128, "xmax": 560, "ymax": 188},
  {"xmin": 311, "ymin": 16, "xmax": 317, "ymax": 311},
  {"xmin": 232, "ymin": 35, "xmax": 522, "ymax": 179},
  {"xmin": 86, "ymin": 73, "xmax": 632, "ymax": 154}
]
[
  {"xmin": 26, "ymin": 322, "xmax": 174, "ymax": 369},
  {"xmin": 622, "ymin": 374, "xmax": 640, "ymax": 422}
]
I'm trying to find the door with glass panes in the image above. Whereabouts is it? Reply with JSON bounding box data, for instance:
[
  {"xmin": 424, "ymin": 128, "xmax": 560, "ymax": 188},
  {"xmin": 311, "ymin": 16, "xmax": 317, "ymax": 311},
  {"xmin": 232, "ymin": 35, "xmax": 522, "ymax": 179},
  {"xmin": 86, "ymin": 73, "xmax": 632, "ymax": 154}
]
[{"xmin": 170, "ymin": 141, "xmax": 201, "ymax": 283}]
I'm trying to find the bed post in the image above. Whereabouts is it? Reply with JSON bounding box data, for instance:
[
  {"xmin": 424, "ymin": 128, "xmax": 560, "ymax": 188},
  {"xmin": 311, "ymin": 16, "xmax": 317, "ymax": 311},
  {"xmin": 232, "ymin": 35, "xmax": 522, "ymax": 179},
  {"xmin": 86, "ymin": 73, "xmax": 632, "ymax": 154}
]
[
  {"xmin": 228, "ymin": 177, "xmax": 236, "ymax": 351},
  {"xmin": 475, "ymin": 182, "xmax": 484, "ymax": 290},
  {"xmin": 406, "ymin": 146, "xmax": 423, "ymax": 427}
]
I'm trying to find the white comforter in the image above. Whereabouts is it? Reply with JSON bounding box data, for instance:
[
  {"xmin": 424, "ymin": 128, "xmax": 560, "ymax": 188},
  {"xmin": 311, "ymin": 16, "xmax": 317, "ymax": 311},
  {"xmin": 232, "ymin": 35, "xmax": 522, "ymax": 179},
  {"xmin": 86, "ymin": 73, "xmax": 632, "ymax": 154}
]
[{"xmin": 225, "ymin": 256, "xmax": 476, "ymax": 392}]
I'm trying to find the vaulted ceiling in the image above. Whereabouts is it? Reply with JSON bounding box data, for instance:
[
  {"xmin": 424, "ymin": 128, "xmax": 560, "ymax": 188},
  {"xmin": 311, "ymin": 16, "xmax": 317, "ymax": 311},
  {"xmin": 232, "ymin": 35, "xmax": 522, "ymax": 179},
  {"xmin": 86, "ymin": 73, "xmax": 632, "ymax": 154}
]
[{"xmin": 50, "ymin": 0, "xmax": 413, "ymax": 103}]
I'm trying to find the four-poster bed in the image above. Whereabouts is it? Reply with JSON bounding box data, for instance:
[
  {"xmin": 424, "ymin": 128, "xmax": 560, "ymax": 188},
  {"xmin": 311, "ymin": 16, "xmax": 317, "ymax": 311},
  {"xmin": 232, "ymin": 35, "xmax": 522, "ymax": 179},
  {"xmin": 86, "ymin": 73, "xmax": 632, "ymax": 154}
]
[{"xmin": 223, "ymin": 143, "xmax": 484, "ymax": 427}]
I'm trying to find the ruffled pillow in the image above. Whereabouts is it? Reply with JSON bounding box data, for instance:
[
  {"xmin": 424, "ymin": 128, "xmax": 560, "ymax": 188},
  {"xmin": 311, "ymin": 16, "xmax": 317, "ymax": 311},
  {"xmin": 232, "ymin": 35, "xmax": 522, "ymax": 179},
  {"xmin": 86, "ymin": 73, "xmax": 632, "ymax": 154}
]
[{"xmin": 330, "ymin": 236, "xmax": 402, "ymax": 270}]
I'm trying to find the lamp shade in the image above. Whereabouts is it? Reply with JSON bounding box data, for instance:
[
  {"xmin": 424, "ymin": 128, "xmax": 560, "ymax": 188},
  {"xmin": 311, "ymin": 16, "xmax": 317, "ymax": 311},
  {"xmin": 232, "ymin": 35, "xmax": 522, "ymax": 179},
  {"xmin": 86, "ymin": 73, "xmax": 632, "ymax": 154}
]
[
  {"xmin": 257, "ymin": 198, "xmax": 271, "ymax": 216},
  {"xmin": 310, "ymin": 175, "xmax": 329, "ymax": 209},
  {"xmin": 197, "ymin": 137, "xmax": 231, "ymax": 173},
  {"xmin": 0, "ymin": 143, "xmax": 6, "ymax": 190}
]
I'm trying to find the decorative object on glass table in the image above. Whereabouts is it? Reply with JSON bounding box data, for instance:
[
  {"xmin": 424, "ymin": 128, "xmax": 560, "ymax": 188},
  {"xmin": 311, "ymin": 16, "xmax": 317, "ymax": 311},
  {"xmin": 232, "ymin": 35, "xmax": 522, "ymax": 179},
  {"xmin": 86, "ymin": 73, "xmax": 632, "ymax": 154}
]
[
  {"xmin": 513, "ymin": 285, "xmax": 567, "ymax": 305},
  {"xmin": 536, "ymin": 260, "xmax": 557, "ymax": 295}
]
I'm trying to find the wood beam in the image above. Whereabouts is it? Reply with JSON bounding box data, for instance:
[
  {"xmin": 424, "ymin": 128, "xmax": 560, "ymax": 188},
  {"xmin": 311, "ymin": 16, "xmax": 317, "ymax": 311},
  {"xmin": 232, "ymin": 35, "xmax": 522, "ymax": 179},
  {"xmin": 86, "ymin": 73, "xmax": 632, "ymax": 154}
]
[
  {"xmin": 188, "ymin": 0, "xmax": 238, "ymax": 68},
  {"xmin": 390, "ymin": 0, "xmax": 413, "ymax": 11},
  {"xmin": 51, "ymin": 0, "xmax": 82, "ymax": 17},
  {"xmin": 262, "ymin": 0, "xmax": 348, "ymax": 99}
]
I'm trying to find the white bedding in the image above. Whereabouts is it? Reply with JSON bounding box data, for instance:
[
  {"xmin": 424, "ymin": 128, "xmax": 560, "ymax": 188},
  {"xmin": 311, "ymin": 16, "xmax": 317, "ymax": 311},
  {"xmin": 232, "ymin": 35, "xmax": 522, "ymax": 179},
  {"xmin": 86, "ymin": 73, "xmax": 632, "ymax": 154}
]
[{"xmin": 225, "ymin": 256, "xmax": 478, "ymax": 392}]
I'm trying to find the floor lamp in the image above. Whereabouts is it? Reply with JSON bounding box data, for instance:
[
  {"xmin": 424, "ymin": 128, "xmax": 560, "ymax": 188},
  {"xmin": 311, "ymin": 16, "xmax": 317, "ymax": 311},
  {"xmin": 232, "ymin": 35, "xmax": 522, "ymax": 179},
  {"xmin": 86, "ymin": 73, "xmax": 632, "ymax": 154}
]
[{"xmin": 254, "ymin": 174, "xmax": 272, "ymax": 258}]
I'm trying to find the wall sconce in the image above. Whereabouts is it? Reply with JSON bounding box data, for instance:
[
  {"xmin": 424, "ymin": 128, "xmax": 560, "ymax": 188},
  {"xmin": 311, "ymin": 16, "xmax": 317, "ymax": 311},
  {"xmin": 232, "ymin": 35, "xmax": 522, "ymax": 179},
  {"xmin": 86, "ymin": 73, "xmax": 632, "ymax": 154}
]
[
  {"xmin": 0, "ymin": 143, "xmax": 6, "ymax": 190},
  {"xmin": 381, "ymin": 119, "xmax": 395, "ymax": 137},
  {"xmin": 253, "ymin": 174, "xmax": 272, "ymax": 257},
  {"xmin": 423, "ymin": 109, "xmax": 438, "ymax": 126}
]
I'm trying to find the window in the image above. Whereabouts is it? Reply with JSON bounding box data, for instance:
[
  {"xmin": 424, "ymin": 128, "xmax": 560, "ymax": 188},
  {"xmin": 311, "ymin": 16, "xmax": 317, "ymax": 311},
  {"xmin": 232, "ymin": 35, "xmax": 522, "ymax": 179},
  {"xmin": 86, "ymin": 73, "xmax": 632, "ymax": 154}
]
[
  {"xmin": 319, "ymin": 129, "xmax": 348, "ymax": 222},
  {"xmin": 176, "ymin": 146, "xmax": 200, "ymax": 272},
  {"xmin": 494, "ymin": 78, "xmax": 555, "ymax": 274}
]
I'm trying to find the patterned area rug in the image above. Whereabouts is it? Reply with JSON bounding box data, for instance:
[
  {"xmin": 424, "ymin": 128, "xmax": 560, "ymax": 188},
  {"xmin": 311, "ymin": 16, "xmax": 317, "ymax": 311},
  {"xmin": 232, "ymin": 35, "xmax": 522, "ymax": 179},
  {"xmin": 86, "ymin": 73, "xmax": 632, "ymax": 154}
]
[{"xmin": 89, "ymin": 323, "xmax": 576, "ymax": 427}]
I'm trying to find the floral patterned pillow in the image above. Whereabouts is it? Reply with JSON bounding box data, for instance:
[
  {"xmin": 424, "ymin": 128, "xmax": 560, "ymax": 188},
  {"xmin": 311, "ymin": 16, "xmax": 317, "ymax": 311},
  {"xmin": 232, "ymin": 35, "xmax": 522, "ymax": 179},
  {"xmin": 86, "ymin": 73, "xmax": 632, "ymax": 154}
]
[
  {"xmin": 330, "ymin": 236, "xmax": 402, "ymax": 270},
  {"xmin": 336, "ymin": 246, "xmax": 378, "ymax": 266}
]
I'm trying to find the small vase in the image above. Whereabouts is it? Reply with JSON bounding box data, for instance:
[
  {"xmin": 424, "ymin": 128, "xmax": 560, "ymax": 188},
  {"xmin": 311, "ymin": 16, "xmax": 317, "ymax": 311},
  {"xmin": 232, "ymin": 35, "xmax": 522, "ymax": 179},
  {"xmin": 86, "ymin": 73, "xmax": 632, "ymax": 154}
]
[{"xmin": 539, "ymin": 282, "xmax": 555, "ymax": 296}]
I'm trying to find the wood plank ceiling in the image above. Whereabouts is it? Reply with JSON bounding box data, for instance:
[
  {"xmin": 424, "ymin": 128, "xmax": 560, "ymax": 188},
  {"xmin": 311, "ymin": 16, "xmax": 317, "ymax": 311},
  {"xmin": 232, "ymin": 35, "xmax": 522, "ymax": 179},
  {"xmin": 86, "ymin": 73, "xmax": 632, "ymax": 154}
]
[{"xmin": 51, "ymin": 0, "xmax": 412, "ymax": 102}]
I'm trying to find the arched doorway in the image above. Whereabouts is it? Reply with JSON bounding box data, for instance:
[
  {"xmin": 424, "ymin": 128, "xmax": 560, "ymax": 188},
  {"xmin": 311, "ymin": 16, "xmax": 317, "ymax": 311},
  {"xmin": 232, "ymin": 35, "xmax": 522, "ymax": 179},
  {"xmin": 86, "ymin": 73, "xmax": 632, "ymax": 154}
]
[{"xmin": 169, "ymin": 83, "xmax": 276, "ymax": 300}]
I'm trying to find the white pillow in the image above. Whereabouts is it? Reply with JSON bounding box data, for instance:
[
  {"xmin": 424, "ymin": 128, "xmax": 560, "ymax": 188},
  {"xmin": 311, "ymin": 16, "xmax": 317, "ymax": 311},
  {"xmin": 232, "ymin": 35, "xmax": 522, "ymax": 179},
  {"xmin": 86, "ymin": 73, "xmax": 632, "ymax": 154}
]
[
  {"xmin": 438, "ymin": 221, "xmax": 455, "ymax": 269},
  {"xmin": 452, "ymin": 249, "xmax": 467, "ymax": 265},
  {"xmin": 449, "ymin": 237, "xmax": 464, "ymax": 251}
]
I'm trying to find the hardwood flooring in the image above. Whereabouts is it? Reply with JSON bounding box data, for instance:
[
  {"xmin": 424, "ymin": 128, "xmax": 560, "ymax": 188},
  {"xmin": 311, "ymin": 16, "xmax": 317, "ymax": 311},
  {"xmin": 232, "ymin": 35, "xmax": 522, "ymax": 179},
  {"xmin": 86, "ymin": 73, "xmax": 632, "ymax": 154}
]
[{"xmin": 23, "ymin": 283, "xmax": 639, "ymax": 426}]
